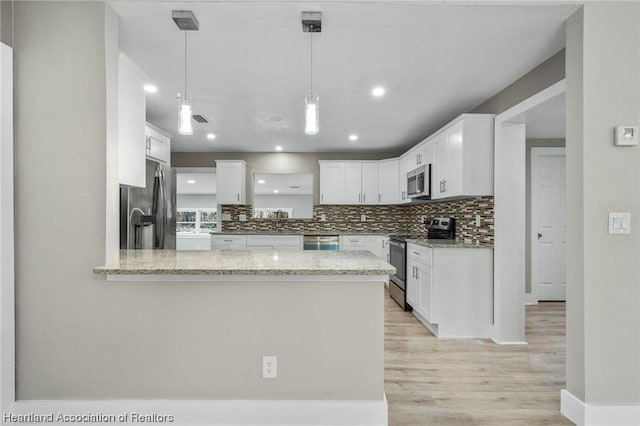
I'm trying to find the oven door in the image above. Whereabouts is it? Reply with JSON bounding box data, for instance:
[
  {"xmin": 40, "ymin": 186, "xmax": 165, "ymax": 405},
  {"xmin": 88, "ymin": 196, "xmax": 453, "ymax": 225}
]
[{"xmin": 388, "ymin": 239, "xmax": 406, "ymax": 285}]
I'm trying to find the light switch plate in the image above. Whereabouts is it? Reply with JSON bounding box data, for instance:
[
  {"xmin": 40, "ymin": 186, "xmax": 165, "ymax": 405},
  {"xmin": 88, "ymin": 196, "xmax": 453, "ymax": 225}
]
[
  {"xmin": 221, "ymin": 213, "xmax": 232, "ymax": 221},
  {"xmin": 614, "ymin": 126, "xmax": 639, "ymax": 146},
  {"xmin": 239, "ymin": 214, "xmax": 247, "ymax": 222},
  {"xmin": 608, "ymin": 212, "xmax": 631, "ymax": 234}
]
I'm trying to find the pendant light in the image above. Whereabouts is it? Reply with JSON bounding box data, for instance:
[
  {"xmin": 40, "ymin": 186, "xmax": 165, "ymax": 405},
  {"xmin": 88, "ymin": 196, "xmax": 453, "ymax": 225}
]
[
  {"xmin": 172, "ymin": 11, "xmax": 199, "ymax": 135},
  {"xmin": 302, "ymin": 12, "xmax": 322, "ymax": 135}
]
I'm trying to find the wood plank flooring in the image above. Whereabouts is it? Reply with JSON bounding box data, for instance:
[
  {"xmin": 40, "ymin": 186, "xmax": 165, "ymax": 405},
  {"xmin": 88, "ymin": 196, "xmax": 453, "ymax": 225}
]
[{"xmin": 385, "ymin": 292, "xmax": 570, "ymax": 425}]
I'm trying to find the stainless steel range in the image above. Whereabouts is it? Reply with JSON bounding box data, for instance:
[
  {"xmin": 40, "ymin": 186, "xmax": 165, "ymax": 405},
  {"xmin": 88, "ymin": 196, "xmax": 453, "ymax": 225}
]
[{"xmin": 388, "ymin": 217, "xmax": 456, "ymax": 310}]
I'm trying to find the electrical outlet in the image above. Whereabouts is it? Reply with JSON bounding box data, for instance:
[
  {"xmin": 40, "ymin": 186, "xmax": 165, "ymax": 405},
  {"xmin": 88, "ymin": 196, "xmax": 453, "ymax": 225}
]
[
  {"xmin": 239, "ymin": 214, "xmax": 247, "ymax": 222},
  {"xmin": 262, "ymin": 356, "xmax": 277, "ymax": 379},
  {"xmin": 361, "ymin": 214, "xmax": 367, "ymax": 222},
  {"xmin": 320, "ymin": 213, "xmax": 326, "ymax": 222},
  {"xmin": 475, "ymin": 214, "xmax": 481, "ymax": 227}
]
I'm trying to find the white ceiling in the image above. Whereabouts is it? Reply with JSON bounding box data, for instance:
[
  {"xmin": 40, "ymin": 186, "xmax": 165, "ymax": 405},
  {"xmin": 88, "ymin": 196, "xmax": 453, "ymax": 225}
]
[
  {"xmin": 112, "ymin": 1, "xmax": 576, "ymax": 153},
  {"xmin": 254, "ymin": 173, "xmax": 313, "ymax": 195}
]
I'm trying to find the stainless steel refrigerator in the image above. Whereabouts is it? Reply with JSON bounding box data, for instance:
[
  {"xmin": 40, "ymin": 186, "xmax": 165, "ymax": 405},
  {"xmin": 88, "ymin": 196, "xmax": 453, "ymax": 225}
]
[{"xmin": 120, "ymin": 160, "xmax": 176, "ymax": 250}]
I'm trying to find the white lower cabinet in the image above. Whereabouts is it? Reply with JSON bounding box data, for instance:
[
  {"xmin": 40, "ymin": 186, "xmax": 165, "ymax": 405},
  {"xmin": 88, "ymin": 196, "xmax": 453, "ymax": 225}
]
[
  {"xmin": 407, "ymin": 243, "xmax": 493, "ymax": 338},
  {"xmin": 177, "ymin": 235, "xmax": 211, "ymax": 251},
  {"xmin": 211, "ymin": 235, "xmax": 247, "ymax": 250},
  {"xmin": 246, "ymin": 235, "xmax": 302, "ymax": 250},
  {"xmin": 340, "ymin": 235, "xmax": 388, "ymax": 260}
]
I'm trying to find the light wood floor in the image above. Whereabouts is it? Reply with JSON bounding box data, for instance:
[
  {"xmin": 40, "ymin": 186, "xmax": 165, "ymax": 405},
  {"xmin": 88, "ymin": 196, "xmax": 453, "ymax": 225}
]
[{"xmin": 384, "ymin": 291, "xmax": 571, "ymax": 425}]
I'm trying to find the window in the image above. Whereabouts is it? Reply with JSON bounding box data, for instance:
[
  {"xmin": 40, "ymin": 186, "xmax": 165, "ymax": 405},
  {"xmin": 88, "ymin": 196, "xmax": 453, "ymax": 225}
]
[{"xmin": 177, "ymin": 209, "xmax": 217, "ymax": 234}]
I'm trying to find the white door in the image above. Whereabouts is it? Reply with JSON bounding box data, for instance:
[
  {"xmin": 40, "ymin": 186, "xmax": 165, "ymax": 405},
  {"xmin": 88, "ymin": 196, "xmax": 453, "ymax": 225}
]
[
  {"xmin": 361, "ymin": 163, "xmax": 379, "ymax": 205},
  {"xmin": 378, "ymin": 159, "xmax": 399, "ymax": 204},
  {"xmin": 532, "ymin": 148, "xmax": 566, "ymax": 301},
  {"xmin": 444, "ymin": 123, "xmax": 463, "ymax": 196}
]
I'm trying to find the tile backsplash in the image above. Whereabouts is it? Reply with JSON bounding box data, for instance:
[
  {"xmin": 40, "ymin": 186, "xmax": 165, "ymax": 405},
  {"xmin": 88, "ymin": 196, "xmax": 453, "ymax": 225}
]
[{"xmin": 221, "ymin": 196, "xmax": 494, "ymax": 245}]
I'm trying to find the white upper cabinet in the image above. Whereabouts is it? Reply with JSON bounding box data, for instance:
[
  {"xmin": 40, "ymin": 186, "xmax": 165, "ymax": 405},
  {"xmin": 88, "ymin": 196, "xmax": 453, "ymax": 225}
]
[
  {"xmin": 118, "ymin": 53, "xmax": 146, "ymax": 188},
  {"xmin": 344, "ymin": 163, "xmax": 363, "ymax": 204},
  {"xmin": 319, "ymin": 161, "xmax": 379, "ymax": 205},
  {"xmin": 378, "ymin": 159, "xmax": 400, "ymax": 204},
  {"xmin": 216, "ymin": 160, "xmax": 247, "ymax": 205},
  {"xmin": 319, "ymin": 162, "xmax": 346, "ymax": 204},
  {"xmin": 431, "ymin": 114, "xmax": 494, "ymax": 200},
  {"xmin": 361, "ymin": 162, "xmax": 379, "ymax": 205},
  {"xmin": 145, "ymin": 123, "xmax": 171, "ymax": 165}
]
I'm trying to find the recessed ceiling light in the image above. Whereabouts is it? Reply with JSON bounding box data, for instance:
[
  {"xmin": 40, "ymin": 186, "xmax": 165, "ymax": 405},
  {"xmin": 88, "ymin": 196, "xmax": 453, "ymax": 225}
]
[
  {"xmin": 275, "ymin": 146, "xmax": 283, "ymax": 151},
  {"xmin": 206, "ymin": 133, "xmax": 216, "ymax": 140},
  {"xmin": 187, "ymin": 179, "xmax": 196, "ymax": 184},
  {"xmin": 257, "ymin": 179, "xmax": 266, "ymax": 184},
  {"xmin": 371, "ymin": 87, "xmax": 385, "ymax": 97},
  {"xmin": 273, "ymin": 189, "xmax": 279, "ymax": 193},
  {"xmin": 144, "ymin": 84, "xmax": 158, "ymax": 93},
  {"xmin": 349, "ymin": 134, "xmax": 359, "ymax": 141}
]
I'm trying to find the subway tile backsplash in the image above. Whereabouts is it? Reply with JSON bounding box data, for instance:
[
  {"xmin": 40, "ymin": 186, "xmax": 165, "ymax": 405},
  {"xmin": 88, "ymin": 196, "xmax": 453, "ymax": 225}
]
[{"xmin": 220, "ymin": 196, "xmax": 494, "ymax": 245}]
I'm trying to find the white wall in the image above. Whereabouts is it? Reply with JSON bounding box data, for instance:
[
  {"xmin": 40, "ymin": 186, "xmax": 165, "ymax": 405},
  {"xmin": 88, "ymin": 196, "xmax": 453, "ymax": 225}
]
[
  {"xmin": 177, "ymin": 194, "xmax": 217, "ymax": 209},
  {"xmin": 565, "ymin": 2, "xmax": 640, "ymax": 409}
]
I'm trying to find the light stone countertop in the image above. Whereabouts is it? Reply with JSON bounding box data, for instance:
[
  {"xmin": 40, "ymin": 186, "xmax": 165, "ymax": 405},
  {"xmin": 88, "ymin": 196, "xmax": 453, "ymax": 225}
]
[
  {"xmin": 210, "ymin": 231, "xmax": 392, "ymax": 236},
  {"xmin": 406, "ymin": 239, "xmax": 494, "ymax": 249},
  {"xmin": 94, "ymin": 250, "xmax": 396, "ymax": 276}
]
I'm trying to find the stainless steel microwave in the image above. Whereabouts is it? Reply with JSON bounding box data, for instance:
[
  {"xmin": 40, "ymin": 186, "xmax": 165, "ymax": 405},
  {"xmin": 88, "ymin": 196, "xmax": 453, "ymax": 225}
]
[{"xmin": 407, "ymin": 164, "xmax": 431, "ymax": 199}]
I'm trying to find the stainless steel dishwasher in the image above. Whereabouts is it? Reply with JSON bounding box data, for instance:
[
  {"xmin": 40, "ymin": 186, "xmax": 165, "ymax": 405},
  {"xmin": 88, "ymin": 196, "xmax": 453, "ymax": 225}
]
[{"xmin": 303, "ymin": 235, "xmax": 340, "ymax": 251}]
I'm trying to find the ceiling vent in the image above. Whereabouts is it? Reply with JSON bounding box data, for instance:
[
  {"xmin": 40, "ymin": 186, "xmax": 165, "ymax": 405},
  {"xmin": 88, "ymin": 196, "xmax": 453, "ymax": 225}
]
[
  {"xmin": 172, "ymin": 10, "xmax": 199, "ymax": 31},
  {"xmin": 192, "ymin": 114, "xmax": 211, "ymax": 124}
]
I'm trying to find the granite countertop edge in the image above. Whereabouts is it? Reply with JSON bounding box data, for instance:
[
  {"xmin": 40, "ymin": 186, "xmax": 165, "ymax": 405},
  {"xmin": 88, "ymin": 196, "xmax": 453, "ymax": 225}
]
[
  {"xmin": 93, "ymin": 268, "xmax": 394, "ymax": 276},
  {"xmin": 406, "ymin": 239, "xmax": 494, "ymax": 249}
]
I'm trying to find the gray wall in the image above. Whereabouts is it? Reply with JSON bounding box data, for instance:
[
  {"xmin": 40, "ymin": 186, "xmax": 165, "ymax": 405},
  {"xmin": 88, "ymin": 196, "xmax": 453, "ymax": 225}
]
[
  {"xmin": 0, "ymin": 1, "xmax": 13, "ymax": 47},
  {"xmin": 472, "ymin": 49, "xmax": 565, "ymax": 115},
  {"xmin": 565, "ymin": 2, "xmax": 640, "ymax": 405},
  {"xmin": 177, "ymin": 194, "xmax": 217, "ymax": 209},
  {"xmin": 13, "ymin": 2, "xmax": 383, "ymax": 402},
  {"xmin": 172, "ymin": 152, "xmax": 391, "ymax": 205},
  {"xmin": 525, "ymin": 139, "xmax": 565, "ymax": 295}
]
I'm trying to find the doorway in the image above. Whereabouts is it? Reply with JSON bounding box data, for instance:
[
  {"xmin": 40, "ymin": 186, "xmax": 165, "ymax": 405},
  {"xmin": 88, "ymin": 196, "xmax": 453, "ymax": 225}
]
[{"xmin": 531, "ymin": 148, "xmax": 566, "ymax": 302}]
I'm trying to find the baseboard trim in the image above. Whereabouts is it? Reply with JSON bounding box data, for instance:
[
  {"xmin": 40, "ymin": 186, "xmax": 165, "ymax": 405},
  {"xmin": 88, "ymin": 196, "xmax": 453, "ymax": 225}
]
[
  {"xmin": 561, "ymin": 389, "xmax": 640, "ymax": 426},
  {"xmin": 5, "ymin": 397, "xmax": 388, "ymax": 425}
]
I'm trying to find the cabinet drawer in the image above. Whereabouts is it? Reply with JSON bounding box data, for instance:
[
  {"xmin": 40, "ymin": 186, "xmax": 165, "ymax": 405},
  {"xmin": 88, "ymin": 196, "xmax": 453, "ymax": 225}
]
[
  {"xmin": 211, "ymin": 235, "xmax": 247, "ymax": 250},
  {"xmin": 341, "ymin": 235, "xmax": 366, "ymax": 249},
  {"xmin": 407, "ymin": 244, "xmax": 432, "ymax": 265},
  {"xmin": 246, "ymin": 235, "xmax": 302, "ymax": 250}
]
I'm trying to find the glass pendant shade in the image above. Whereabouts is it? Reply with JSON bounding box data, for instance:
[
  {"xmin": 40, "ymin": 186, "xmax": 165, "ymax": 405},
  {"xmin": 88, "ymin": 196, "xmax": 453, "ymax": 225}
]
[
  {"xmin": 305, "ymin": 92, "xmax": 319, "ymax": 135},
  {"xmin": 178, "ymin": 95, "xmax": 193, "ymax": 135}
]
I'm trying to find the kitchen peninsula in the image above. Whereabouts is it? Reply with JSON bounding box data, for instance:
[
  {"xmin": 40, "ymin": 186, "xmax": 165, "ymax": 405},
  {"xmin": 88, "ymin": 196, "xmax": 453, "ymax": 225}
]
[{"xmin": 93, "ymin": 249, "xmax": 393, "ymax": 425}]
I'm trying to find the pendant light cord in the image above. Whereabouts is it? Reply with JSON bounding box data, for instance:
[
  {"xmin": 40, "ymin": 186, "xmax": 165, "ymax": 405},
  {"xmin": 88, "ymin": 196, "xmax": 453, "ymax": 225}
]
[
  {"xmin": 184, "ymin": 31, "xmax": 188, "ymax": 97},
  {"xmin": 184, "ymin": 30, "xmax": 188, "ymax": 97},
  {"xmin": 309, "ymin": 25, "xmax": 313, "ymax": 93}
]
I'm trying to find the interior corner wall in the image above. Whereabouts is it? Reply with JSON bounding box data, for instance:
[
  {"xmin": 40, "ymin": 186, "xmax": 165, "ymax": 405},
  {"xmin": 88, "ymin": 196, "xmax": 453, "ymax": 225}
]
[
  {"xmin": 566, "ymin": 2, "xmax": 640, "ymax": 406},
  {"xmin": 525, "ymin": 139, "xmax": 565, "ymax": 295},
  {"xmin": 472, "ymin": 48, "xmax": 565, "ymax": 115}
]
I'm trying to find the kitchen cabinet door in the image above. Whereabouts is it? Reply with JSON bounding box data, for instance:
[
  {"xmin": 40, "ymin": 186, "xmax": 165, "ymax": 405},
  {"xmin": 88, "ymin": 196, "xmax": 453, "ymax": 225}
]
[
  {"xmin": 145, "ymin": 124, "xmax": 171, "ymax": 165},
  {"xmin": 406, "ymin": 260, "xmax": 420, "ymax": 310},
  {"xmin": 432, "ymin": 132, "xmax": 447, "ymax": 199},
  {"xmin": 319, "ymin": 162, "xmax": 346, "ymax": 204},
  {"xmin": 378, "ymin": 159, "xmax": 399, "ymax": 204},
  {"xmin": 398, "ymin": 154, "xmax": 412, "ymax": 203},
  {"xmin": 364, "ymin": 236, "xmax": 385, "ymax": 259},
  {"xmin": 417, "ymin": 263, "xmax": 433, "ymax": 322},
  {"xmin": 216, "ymin": 160, "xmax": 247, "ymax": 205},
  {"xmin": 344, "ymin": 163, "xmax": 362, "ymax": 204},
  {"xmin": 340, "ymin": 235, "xmax": 366, "ymax": 250},
  {"xmin": 361, "ymin": 162, "xmax": 379, "ymax": 205},
  {"xmin": 444, "ymin": 122, "xmax": 463, "ymax": 196}
]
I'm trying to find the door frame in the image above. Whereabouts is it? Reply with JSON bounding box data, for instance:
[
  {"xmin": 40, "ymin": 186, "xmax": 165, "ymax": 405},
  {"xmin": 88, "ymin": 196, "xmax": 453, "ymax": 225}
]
[
  {"xmin": 493, "ymin": 79, "xmax": 566, "ymax": 344},
  {"xmin": 530, "ymin": 147, "xmax": 566, "ymax": 304}
]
